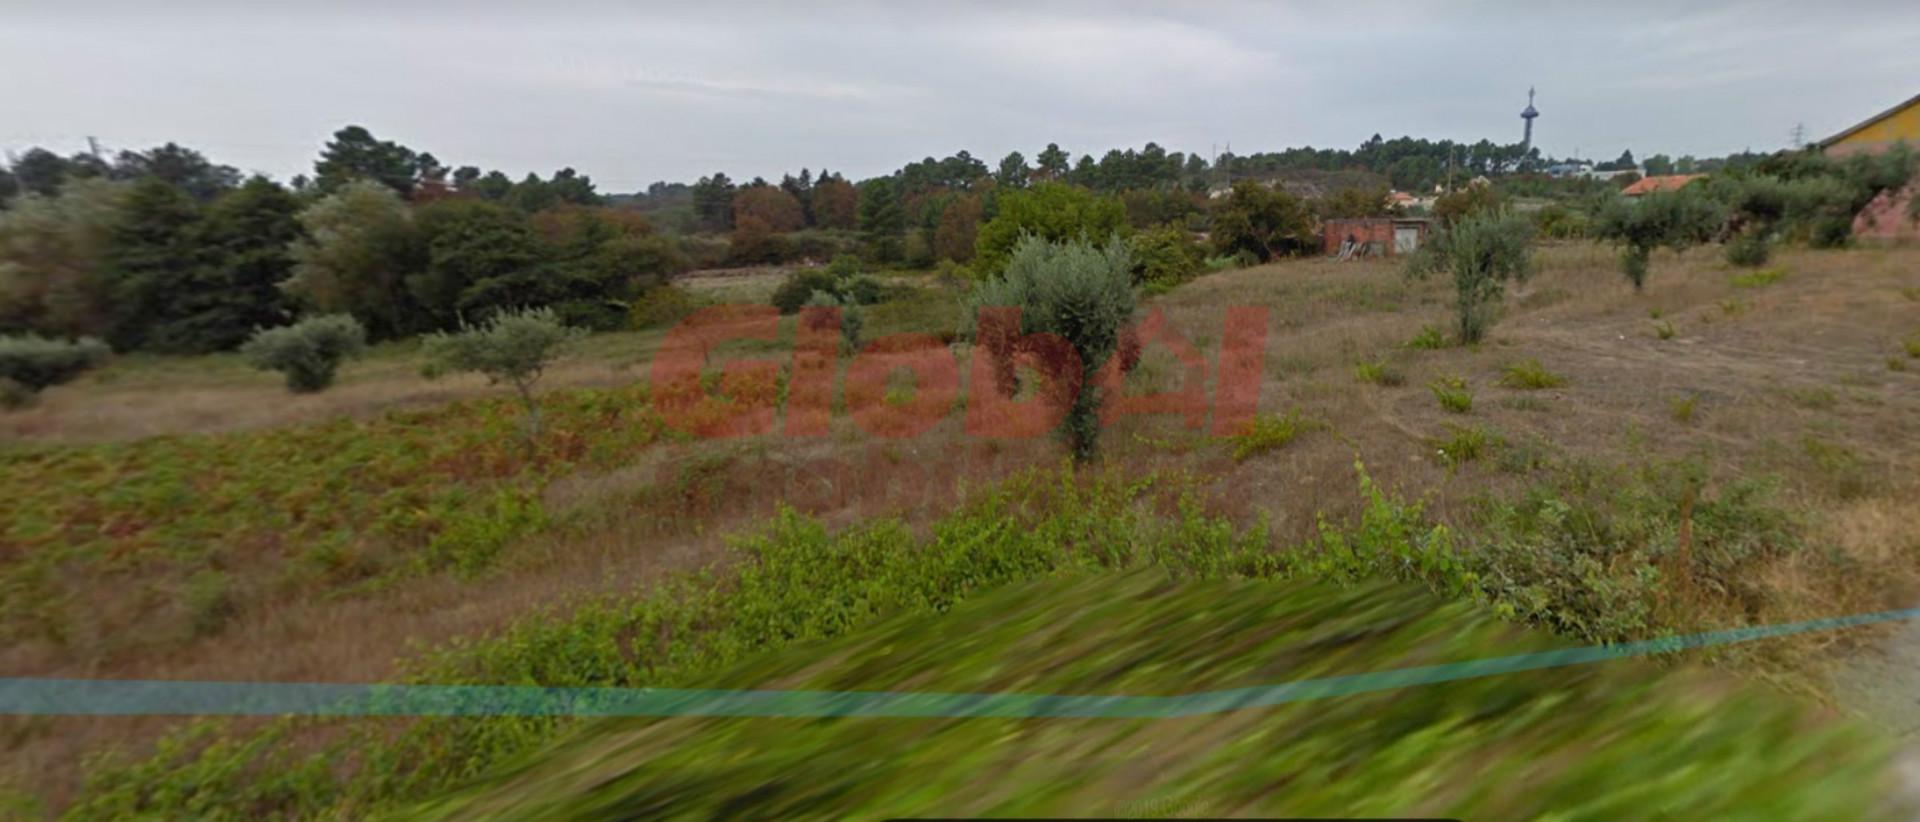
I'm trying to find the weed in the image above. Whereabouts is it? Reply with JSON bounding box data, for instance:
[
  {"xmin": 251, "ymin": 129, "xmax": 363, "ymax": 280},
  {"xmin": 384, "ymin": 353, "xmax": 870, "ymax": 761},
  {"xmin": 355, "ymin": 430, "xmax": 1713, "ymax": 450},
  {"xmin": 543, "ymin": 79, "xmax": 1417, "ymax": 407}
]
[
  {"xmin": 1891, "ymin": 356, "xmax": 1910, "ymax": 373},
  {"xmin": 1429, "ymin": 376, "xmax": 1473, "ymax": 414},
  {"xmin": 1904, "ymin": 332, "xmax": 1920, "ymax": 359},
  {"xmin": 1497, "ymin": 359, "xmax": 1568, "ymax": 390},
  {"xmin": 1901, "ymin": 286, "xmax": 1920, "ymax": 302},
  {"xmin": 1228, "ymin": 409, "xmax": 1320, "ymax": 462},
  {"xmin": 1654, "ymin": 321, "xmax": 1676, "ymax": 340},
  {"xmin": 1719, "ymin": 298, "xmax": 1750, "ymax": 317},
  {"xmin": 1405, "ymin": 324, "xmax": 1449, "ymax": 350},
  {"xmin": 1801, "ymin": 436, "xmax": 1876, "ymax": 500},
  {"xmin": 1729, "ymin": 267, "xmax": 1788, "ymax": 289},
  {"xmin": 1785, "ymin": 386, "xmax": 1838, "ymax": 410},
  {"xmin": 183, "ymin": 570, "xmax": 236, "ymax": 638},
  {"xmin": 1432, "ymin": 424, "xmax": 1499, "ymax": 468},
  {"xmin": 1353, "ymin": 359, "xmax": 1405, "ymax": 387},
  {"xmin": 1669, "ymin": 395, "xmax": 1698, "ymax": 423},
  {"xmin": 1648, "ymin": 307, "xmax": 1664, "ymax": 320}
]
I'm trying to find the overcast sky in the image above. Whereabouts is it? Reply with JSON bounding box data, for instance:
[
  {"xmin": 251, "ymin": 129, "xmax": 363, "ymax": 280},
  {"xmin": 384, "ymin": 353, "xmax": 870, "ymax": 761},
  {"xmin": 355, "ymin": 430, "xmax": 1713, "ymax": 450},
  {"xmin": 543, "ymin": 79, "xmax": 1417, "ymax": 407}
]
[{"xmin": 5, "ymin": 1, "xmax": 1918, "ymax": 192}]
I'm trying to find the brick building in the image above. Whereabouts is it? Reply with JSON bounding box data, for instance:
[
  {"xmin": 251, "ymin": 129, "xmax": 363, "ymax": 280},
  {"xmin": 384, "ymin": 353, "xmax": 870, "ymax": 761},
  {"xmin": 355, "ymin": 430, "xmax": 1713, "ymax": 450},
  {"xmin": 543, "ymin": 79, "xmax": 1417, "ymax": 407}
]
[{"xmin": 1322, "ymin": 217, "xmax": 1432, "ymax": 258}]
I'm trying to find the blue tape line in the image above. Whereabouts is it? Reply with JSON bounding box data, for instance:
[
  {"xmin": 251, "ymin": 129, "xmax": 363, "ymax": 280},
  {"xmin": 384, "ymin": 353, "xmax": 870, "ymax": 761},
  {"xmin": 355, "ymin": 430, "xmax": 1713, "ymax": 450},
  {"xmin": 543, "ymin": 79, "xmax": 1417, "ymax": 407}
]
[{"xmin": 6, "ymin": 606, "xmax": 1915, "ymax": 718}]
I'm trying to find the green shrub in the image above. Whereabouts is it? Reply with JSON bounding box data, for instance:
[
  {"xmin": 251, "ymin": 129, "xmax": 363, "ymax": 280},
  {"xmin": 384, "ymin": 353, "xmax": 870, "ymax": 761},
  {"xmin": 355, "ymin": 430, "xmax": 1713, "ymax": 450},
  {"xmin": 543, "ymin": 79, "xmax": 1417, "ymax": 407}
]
[
  {"xmin": 1433, "ymin": 423, "xmax": 1498, "ymax": 467},
  {"xmin": 422, "ymin": 307, "xmax": 586, "ymax": 439},
  {"xmin": 1228, "ymin": 409, "xmax": 1318, "ymax": 461},
  {"xmin": 1431, "ymin": 184, "xmax": 1502, "ymax": 227},
  {"xmin": 1429, "ymin": 375, "xmax": 1473, "ymax": 413},
  {"xmin": 1405, "ymin": 324, "xmax": 1449, "ymax": 350},
  {"xmin": 1498, "ymin": 359, "xmax": 1567, "ymax": 390},
  {"xmin": 1669, "ymin": 394, "xmax": 1698, "ymax": 423},
  {"xmin": 968, "ymin": 234, "xmax": 1136, "ymax": 461},
  {"xmin": 771, "ymin": 268, "xmax": 841, "ymax": 314},
  {"xmin": 240, "ymin": 315, "xmax": 367, "ymax": 393},
  {"xmin": 1129, "ymin": 225, "xmax": 1206, "ymax": 293},
  {"xmin": 629, "ymin": 285, "xmax": 705, "ymax": 330},
  {"xmin": 1724, "ymin": 229, "xmax": 1772, "ymax": 267},
  {"xmin": 1888, "ymin": 356, "xmax": 1908, "ymax": 373},
  {"xmin": 1353, "ymin": 359, "xmax": 1405, "ymax": 386},
  {"xmin": 972, "ymin": 183, "xmax": 1130, "ymax": 275},
  {"xmin": 1654, "ymin": 320, "xmax": 1676, "ymax": 340},
  {"xmin": 803, "ymin": 291, "xmax": 864, "ymax": 356},
  {"xmin": 1904, "ymin": 331, "xmax": 1920, "ymax": 359},
  {"xmin": 0, "ymin": 333, "xmax": 110, "ymax": 408},
  {"xmin": 1404, "ymin": 209, "xmax": 1534, "ymax": 344}
]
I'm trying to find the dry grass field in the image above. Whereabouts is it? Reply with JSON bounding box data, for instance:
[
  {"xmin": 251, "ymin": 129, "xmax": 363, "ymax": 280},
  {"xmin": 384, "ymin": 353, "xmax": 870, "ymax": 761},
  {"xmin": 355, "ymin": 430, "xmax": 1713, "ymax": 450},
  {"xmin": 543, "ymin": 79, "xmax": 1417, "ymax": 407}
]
[{"xmin": 3, "ymin": 242, "xmax": 1918, "ymax": 813}]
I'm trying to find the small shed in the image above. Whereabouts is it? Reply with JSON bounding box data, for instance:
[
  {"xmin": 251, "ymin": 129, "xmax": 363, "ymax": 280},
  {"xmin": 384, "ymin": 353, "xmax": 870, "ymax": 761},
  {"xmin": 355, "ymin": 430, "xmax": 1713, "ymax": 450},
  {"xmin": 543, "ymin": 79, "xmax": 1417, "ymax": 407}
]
[{"xmin": 1322, "ymin": 217, "xmax": 1432, "ymax": 259}]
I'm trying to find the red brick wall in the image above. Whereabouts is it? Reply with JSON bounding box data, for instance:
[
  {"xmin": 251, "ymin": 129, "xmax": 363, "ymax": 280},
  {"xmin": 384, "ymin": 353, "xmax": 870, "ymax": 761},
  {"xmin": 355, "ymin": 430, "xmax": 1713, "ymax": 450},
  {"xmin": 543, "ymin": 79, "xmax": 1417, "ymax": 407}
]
[
  {"xmin": 1320, "ymin": 217, "xmax": 1413, "ymax": 253},
  {"xmin": 1323, "ymin": 219, "xmax": 1396, "ymax": 255}
]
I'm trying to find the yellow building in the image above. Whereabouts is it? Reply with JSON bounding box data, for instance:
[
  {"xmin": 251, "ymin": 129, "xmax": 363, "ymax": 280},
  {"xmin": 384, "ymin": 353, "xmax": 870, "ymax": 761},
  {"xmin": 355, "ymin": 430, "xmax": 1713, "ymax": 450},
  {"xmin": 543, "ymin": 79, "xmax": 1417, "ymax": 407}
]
[
  {"xmin": 1821, "ymin": 93, "xmax": 1920, "ymax": 241},
  {"xmin": 1821, "ymin": 92, "xmax": 1920, "ymax": 156}
]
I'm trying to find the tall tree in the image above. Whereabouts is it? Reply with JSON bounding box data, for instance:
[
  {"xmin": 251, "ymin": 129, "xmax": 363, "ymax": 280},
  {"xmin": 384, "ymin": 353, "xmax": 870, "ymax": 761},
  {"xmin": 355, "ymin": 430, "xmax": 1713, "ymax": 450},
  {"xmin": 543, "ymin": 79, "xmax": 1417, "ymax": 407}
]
[
  {"xmin": 733, "ymin": 184, "xmax": 806, "ymax": 232},
  {"xmin": 313, "ymin": 125, "xmax": 424, "ymax": 195},
  {"xmin": 0, "ymin": 178, "xmax": 127, "ymax": 338},
  {"xmin": 1035, "ymin": 143, "xmax": 1070, "ymax": 180},
  {"xmin": 691, "ymin": 172, "xmax": 737, "ymax": 231},
  {"xmin": 285, "ymin": 180, "xmax": 425, "ymax": 339},
  {"xmin": 857, "ymin": 177, "xmax": 905, "ymax": 261},
  {"xmin": 102, "ymin": 177, "xmax": 203, "ymax": 351},
  {"xmin": 811, "ymin": 175, "xmax": 858, "ymax": 229},
  {"xmin": 11, "ymin": 149, "xmax": 72, "ymax": 197},
  {"xmin": 112, "ymin": 143, "xmax": 241, "ymax": 201},
  {"xmin": 187, "ymin": 177, "xmax": 304, "ymax": 349},
  {"xmin": 996, "ymin": 151, "xmax": 1030, "ymax": 188}
]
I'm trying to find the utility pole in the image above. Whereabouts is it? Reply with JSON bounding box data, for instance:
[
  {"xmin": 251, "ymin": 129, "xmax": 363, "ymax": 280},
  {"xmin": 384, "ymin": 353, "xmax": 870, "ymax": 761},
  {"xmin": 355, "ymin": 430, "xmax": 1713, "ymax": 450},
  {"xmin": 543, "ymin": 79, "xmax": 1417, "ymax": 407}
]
[
  {"xmin": 1790, "ymin": 122, "xmax": 1807, "ymax": 150},
  {"xmin": 86, "ymin": 136, "xmax": 102, "ymax": 159}
]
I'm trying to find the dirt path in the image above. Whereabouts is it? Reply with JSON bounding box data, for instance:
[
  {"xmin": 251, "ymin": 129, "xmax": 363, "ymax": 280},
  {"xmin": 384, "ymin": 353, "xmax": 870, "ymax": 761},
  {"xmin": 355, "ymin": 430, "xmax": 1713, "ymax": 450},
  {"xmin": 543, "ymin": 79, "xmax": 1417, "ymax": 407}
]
[{"xmin": 1835, "ymin": 615, "xmax": 1920, "ymax": 815}]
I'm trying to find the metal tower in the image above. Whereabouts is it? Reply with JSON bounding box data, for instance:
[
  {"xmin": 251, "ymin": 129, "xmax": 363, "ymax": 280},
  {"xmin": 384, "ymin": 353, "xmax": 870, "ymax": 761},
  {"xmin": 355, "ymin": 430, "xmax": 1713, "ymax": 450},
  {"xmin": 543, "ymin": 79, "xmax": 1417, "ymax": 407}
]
[{"xmin": 1520, "ymin": 87, "xmax": 1539, "ymax": 153}]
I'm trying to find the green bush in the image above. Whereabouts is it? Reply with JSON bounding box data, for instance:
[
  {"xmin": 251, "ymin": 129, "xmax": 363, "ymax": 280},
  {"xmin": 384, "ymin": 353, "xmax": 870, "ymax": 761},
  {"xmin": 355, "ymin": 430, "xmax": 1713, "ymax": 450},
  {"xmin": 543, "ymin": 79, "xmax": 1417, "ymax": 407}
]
[
  {"xmin": 1405, "ymin": 324, "xmax": 1450, "ymax": 350},
  {"xmin": 772, "ymin": 257, "xmax": 892, "ymax": 315},
  {"xmin": 1129, "ymin": 225, "xmax": 1206, "ymax": 293},
  {"xmin": 1724, "ymin": 228, "xmax": 1772, "ymax": 267},
  {"xmin": 1404, "ymin": 209, "xmax": 1534, "ymax": 344},
  {"xmin": 0, "ymin": 333, "xmax": 110, "ymax": 408},
  {"xmin": 972, "ymin": 183, "xmax": 1130, "ymax": 276},
  {"xmin": 1429, "ymin": 375, "xmax": 1473, "ymax": 413},
  {"xmin": 771, "ymin": 268, "xmax": 841, "ymax": 314},
  {"xmin": 240, "ymin": 315, "xmax": 367, "ymax": 393},
  {"xmin": 1431, "ymin": 185, "xmax": 1502, "ymax": 227},
  {"xmin": 421, "ymin": 307, "xmax": 586, "ymax": 439},
  {"xmin": 803, "ymin": 291, "xmax": 864, "ymax": 356},
  {"xmin": 628, "ymin": 285, "xmax": 706, "ymax": 330},
  {"xmin": 968, "ymin": 234, "xmax": 1136, "ymax": 461},
  {"xmin": 1433, "ymin": 423, "xmax": 1498, "ymax": 467}
]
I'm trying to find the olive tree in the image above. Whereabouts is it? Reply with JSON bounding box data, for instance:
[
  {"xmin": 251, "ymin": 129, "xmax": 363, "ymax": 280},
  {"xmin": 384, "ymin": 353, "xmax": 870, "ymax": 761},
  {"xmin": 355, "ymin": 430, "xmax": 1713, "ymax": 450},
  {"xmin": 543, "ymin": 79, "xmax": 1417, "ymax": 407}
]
[
  {"xmin": 0, "ymin": 333, "xmax": 109, "ymax": 408},
  {"xmin": 240, "ymin": 314, "xmax": 366, "ymax": 393},
  {"xmin": 1592, "ymin": 189, "xmax": 1723, "ymax": 291},
  {"xmin": 421, "ymin": 307, "xmax": 585, "ymax": 439},
  {"xmin": 1404, "ymin": 210, "xmax": 1534, "ymax": 344},
  {"xmin": 967, "ymin": 234, "xmax": 1136, "ymax": 462}
]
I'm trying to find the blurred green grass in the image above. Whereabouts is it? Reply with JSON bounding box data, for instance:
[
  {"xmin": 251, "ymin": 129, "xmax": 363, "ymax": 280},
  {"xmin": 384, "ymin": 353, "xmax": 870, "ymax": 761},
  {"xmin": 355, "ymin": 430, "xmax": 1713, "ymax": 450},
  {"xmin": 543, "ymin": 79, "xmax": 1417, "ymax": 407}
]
[{"xmin": 406, "ymin": 571, "xmax": 1897, "ymax": 821}]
